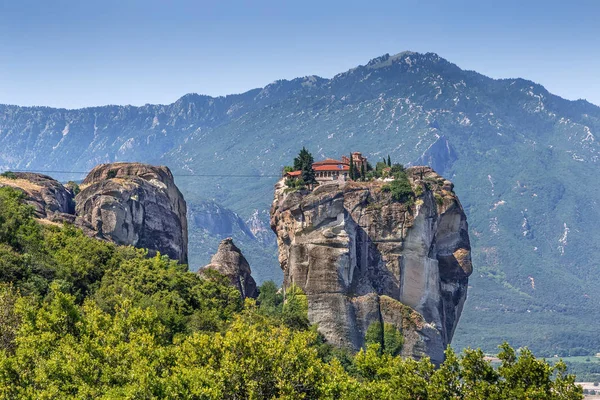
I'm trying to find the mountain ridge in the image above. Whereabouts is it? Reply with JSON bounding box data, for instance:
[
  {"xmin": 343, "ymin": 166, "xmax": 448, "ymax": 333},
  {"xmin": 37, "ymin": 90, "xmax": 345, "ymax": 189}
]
[{"xmin": 3, "ymin": 51, "xmax": 598, "ymax": 111}]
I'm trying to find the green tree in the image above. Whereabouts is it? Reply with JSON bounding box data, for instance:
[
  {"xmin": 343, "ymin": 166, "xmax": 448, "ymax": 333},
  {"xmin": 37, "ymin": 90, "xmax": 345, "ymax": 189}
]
[
  {"xmin": 360, "ymin": 163, "xmax": 366, "ymax": 181},
  {"xmin": 0, "ymin": 187, "xmax": 41, "ymax": 252},
  {"xmin": 0, "ymin": 171, "xmax": 17, "ymax": 180},
  {"xmin": 349, "ymin": 154, "xmax": 355, "ymax": 180},
  {"xmin": 282, "ymin": 284, "xmax": 309, "ymax": 330},
  {"xmin": 390, "ymin": 163, "xmax": 405, "ymax": 176},
  {"xmin": 95, "ymin": 255, "xmax": 242, "ymax": 337},
  {"xmin": 0, "ymin": 283, "xmax": 20, "ymax": 354},
  {"xmin": 387, "ymin": 155, "xmax": 391, "ymax": 167},
  {"xmin": 257, "ymin": 280, "xmax": 283, "ymax": 317},
  {"xmin": 365, "ymin": 321, "xmax": 383, "ymax": 349},
  {"xmin": 365, "ymin": 321, "xmax": 404, "ymax": 357},
  {"xmin": 382, "ymin": 174, "xmax": 413, "ymax": 203},
  {"xmin": 293, "ymin": 147, "xmax": 316, "ymax": 187}
]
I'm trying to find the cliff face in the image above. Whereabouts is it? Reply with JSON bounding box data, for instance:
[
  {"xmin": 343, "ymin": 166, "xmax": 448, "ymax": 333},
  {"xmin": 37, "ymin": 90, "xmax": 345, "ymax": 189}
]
[
  {"xmin": 75, "ymin": 163, "xmax": 188, "ymax": 263},
  {"xmin": 200, "ymin": 238, "xmax": 258, "ymax": 299},
  {"xmin": 270, "ymin": 167, "xmax": 471, "ymax": 364}
]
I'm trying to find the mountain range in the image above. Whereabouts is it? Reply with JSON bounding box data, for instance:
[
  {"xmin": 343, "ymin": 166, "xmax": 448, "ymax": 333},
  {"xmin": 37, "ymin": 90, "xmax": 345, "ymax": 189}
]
[{"xmin": 1, "ymin": 51, "xmax": 599, "ymax": 356}]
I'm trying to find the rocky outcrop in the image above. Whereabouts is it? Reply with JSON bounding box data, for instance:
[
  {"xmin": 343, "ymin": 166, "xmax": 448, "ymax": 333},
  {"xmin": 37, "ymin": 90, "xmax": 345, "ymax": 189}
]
[
  {"xmin": 200, "ymin": 238, "xmax": 258, "ymax": 299},
  {"xmin": 270, "ymin": 166, "xmax": 472, "ymax": 364},
  {"xmin": 75, "ymin": 162, "xmax": 188, "ymax": 263},
  {"xmin": 0, "ymin": 172, "xmax": 75, "ymax": 222}
]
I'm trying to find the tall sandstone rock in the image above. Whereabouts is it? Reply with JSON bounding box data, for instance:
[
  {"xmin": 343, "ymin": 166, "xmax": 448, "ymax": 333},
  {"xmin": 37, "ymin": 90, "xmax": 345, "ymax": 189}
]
[
  {"xmin": 75, "ymin": 163, "xmax": 188, "ymax": 263},
  {"xmin": 270, "ymin": 166, "xmax": 472, "ymax": 364}
]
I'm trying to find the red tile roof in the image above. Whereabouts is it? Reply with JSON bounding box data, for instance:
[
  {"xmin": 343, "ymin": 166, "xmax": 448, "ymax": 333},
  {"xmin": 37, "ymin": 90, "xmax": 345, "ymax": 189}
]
[
  {"xmin": 285, "ymin": 157, "xmax": 353, "ymax": 178},
  {"xmin": 314, "ymin": 164, "xmax": 349, "ymax": 172},
  {"xmin": 313, "ymin": 158, "xmax": 348, "ymax": 166}
]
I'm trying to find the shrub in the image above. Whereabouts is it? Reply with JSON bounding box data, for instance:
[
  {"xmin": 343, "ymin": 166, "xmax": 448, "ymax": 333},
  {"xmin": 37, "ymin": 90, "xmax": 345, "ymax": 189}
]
[
  {"xmin": 364, "ymin": 321, "xmax": 404, "ymax": 356},
  {"xmin": 382, "ymin": 173, "xmax": 413, "ymax": 203},
  {"xmin": 390, "ymin": 163, "xmax": 405, "ymax": 175},
  {"xmin": 257, "ymin": 280, "xmax": 283, "ymax": 317},
  {"xmin": 0, "ymin": 171, "xmax": 17, "ymax": 180},
  {"xmin": 375, "ymin": 162, "xmax": 388, "ymax": 173},
  {"xmin": 285, "ymin": 177, "xmax": 305, "ymax": 191},
  {"xmin": 434, "ymin": 193, "xmax": 444, "ymax": 206},
  {"xmin": 65, "ymin": 181, "xmax": 81, "ymax": 195},
  {"xmin": 414, "ymin": 185, "xmax": 424, "ymax": 197},
  {"xmin": 282, "ymin": 284, "xmax": 309, "ymax": 330}
]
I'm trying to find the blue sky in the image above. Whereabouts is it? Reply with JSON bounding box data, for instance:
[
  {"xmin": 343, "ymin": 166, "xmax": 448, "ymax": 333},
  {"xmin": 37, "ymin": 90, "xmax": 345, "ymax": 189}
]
[{"xmin": 1, "ymin": 0, "xmax": 598, "ymax": 109}]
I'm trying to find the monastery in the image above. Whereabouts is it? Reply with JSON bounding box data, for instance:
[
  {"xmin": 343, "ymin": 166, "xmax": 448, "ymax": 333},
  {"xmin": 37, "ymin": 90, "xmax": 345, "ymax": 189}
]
[{"xmin": 285, "ymin": 152, "xmax": 368, "ymax": 182}]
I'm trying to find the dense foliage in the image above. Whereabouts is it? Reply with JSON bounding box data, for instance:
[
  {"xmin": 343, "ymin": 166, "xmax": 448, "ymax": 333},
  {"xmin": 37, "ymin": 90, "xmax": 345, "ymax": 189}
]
[{"xmin": 0, "ymin": 186, "xmax": 585, "ymax": 398}]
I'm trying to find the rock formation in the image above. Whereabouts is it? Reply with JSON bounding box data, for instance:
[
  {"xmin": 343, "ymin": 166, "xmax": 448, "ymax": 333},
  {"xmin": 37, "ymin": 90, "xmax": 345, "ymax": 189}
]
[
  {"xmin": 200, "ymin": 238, "xmax": 258, "ymax": 299},
  {"xmin": 75, "ymin": 163, "xmax": 188, "ymax": 263},
  {"xmin": 0, "ymin": 172, "xmax": 75, "ymax": 222},
  {"xmin": 270, "ymin": 166, "xmax": 472, "ymax": 364}
]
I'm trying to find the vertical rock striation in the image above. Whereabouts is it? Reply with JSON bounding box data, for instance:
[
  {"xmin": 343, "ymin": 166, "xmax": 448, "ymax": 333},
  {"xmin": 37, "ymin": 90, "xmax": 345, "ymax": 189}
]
[
  {"xmin": 75, "ymin": 162, "xmax": 188, "ymax": 263},
  {"xmin": 270, "ymin": 166, "xmax": 472, "ymax": 364}
]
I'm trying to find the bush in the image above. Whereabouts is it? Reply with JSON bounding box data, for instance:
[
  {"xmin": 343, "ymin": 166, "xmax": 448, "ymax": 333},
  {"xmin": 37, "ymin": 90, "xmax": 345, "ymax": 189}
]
[
  {"xmin": 65, "ymin": 181, "xmax": 81, "ymax": 195},
  {"xmin": 365, "ymin": 321, "xmax": 404, "ymax": 356},
  {"xmin": 257, "ymin": 280, "xmax": 283, "ymax": 317},
  {"xmin": 0, "ymin": 171, "xmax": 17, "ymax": 180},
  {"xmin": 390, "ymin": 163, "xmax": 405, "ymax": 175},
  {"xmin": 0, "ymin": 187, "xmax": 41, "ymax": 252},
  {"xmin": 382, "ymin": 172, "xmax": 413, "ymax": 203},
  {"xmin": 414, "ymin": 185, "xmax": 424, "ymax": 197},
  {"xmin": 282, "ymin": 284, "xmax": 309, "ymax": 330},
  {"xmin": 285, "ymin": 177, "xmax": 305, "ymax": 191}
]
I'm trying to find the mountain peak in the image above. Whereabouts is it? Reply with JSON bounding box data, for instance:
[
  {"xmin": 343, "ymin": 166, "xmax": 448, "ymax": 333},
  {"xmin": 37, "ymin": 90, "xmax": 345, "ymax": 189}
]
[{"xmin": 364, "ymin": 51, "xmax": 443, "ymax": 70}]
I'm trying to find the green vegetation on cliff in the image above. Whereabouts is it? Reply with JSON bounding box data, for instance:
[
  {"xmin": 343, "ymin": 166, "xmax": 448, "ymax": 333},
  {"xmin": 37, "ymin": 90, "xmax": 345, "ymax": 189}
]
[{"xmin": 0, "ymin": 186, "xmax": 584, "ymax": 398}]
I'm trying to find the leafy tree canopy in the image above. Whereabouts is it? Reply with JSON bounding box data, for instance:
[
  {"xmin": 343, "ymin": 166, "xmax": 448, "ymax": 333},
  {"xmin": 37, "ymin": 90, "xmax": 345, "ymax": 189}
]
[{"xmin": 0, "ymin": 186, "xmax": 584, "ymax": 399}]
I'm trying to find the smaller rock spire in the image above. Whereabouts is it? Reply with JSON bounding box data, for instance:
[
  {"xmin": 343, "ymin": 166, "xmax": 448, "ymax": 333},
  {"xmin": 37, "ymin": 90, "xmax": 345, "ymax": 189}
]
[{"xmin": 200, "ymin": 238, "xmax": 258, "ymax": 299}]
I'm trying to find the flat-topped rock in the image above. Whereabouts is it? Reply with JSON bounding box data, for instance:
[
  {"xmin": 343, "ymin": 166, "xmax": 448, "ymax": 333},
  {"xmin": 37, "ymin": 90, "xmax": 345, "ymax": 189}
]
[
  {"xmin": 270, "ymin": 166, "xmax": 472, "ymax": 364},
  {"xmin": 75, "ymin": 162, "xmax": 188, "ymax": 263}
]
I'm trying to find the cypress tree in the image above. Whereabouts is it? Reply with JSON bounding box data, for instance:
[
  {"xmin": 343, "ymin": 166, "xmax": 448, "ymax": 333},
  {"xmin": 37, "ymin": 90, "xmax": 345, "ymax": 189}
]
[
  {"xmin": 387, "ymin": 155, "xmax": 391, "ymax": 167},
  {"xmin": 360, "ymin": 164, "xmax": 366, "ymax": 181},
  {"xmin": 349, "ymin": 155, "xmax": 355, "ymax": 180},
  {"xmin": 293, "ymin": 147, "xmax": 316, "ymax": 187}
]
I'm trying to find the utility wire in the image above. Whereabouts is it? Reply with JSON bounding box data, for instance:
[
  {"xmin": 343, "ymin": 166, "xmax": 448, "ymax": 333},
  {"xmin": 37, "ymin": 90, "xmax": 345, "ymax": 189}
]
[{"xmin": 5, "ymin": 169, "xmax": 282, "ymax": 178}]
